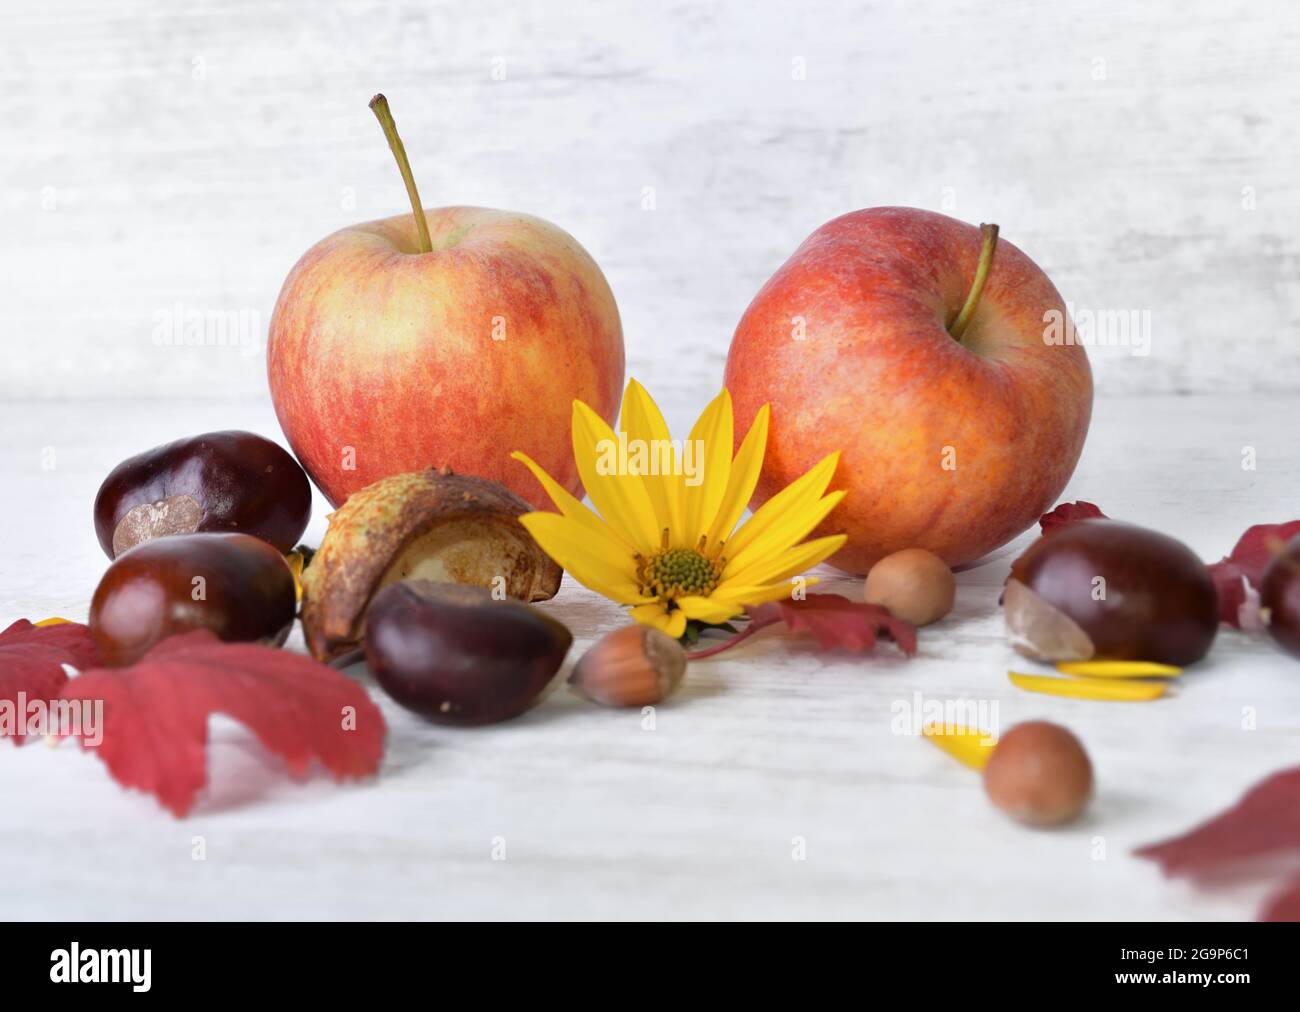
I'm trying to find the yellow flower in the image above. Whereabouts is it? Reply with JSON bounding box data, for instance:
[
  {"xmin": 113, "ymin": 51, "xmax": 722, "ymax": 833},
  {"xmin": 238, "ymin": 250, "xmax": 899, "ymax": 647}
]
[{"xmin": 512, "ymin": 379, "xmax": 847, "ymax": 639}]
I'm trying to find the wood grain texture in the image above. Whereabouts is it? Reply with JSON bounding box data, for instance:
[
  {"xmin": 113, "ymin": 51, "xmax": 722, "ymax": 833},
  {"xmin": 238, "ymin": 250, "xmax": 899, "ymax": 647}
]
[
  {"xmin": 0, "ymin": 391, "xmax": 1297, "ymax": 920},
  {"xmin": 3, "ymin": 0, "xmax": 1300, "ymax": 407}
]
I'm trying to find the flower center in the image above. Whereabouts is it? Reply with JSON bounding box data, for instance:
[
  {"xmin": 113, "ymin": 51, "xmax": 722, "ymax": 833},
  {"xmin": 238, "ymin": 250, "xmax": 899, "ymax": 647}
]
[{"xmin": 638, "ymin": 547, "xmax": 722, "ymax": 600}]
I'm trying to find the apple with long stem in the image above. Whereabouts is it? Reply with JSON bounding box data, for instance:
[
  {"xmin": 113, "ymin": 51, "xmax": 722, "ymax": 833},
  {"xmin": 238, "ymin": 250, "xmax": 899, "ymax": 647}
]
[
  {"xmin": 268, "ymin": 95, "xmax": 624, "ymax": 508},
  {"xmin": 725, "ymin": 207, "xmax": 1092, "ymax": 572}
]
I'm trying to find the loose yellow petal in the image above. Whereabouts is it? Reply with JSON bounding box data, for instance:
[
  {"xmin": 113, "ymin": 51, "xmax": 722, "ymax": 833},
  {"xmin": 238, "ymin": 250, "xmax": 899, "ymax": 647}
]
[
  {"xmin": 675, "ymin": 595, "xmax": 743, "ymax": 624},
  {"xmin": 922, "ymin": 722, "xmax": 998, "ymax": 770},
  {"xmin": 679, "ymin": 389, "xmax": 733, "ymax": 546},
  {"xmin": 1008, "ymin": 671, "xmax": 1168, "ymax": 702},
  {"xmin": 1055, "ymin": 660, "xmax": 1183, "ymax": 678},
  {"xmin": 706, "ymin": 403, "xmax": 770, "ymax": 549},
  {"xmin": 726, "ymin": 451, "xmax": 841, "ymax": 560},
  {"xmin": 619, "ymin": 378, "xmax": 682, "ymax": 537},
  {"xmin": 572, "ymin": 400, "xmax": 661, "ymax": 554},
  {"xmin": 511, "ymin": 450, "xmax": 637, "ymax": 557},
  {"xmin": 720, "ymin": 533, "xmax": 847, "ymax": 590},
  {"xmin": 723, "ymin": 489, "xmax": 846, "ymax": 576},
  {"xmin": 35, "ymin": 617, "xmax": 72, "ymax": 627},
  {"xmin": 518, "ymin": 513, "xmax": 649, "ymax": 605}
]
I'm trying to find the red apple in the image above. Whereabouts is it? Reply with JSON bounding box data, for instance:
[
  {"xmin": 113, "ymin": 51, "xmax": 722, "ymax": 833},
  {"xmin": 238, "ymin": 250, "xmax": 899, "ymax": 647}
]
[
  {"xmin": 268, "ymin": 95, "xmax": 623, "ymax": 508},
  {"xmin": 724, "ymin": 207, "xmax": 1092, "ymax": 573}
]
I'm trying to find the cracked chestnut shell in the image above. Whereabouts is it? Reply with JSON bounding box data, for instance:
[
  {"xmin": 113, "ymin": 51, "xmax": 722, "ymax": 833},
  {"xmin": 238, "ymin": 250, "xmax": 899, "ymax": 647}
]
[
  {"xmin": 1261, "ymin": 535, "xmax": 1300, "ymax": 659},
  {"xmin": 94, "ymin": 430, "xmax": 312, "ymax": 559},
  {"xmin": 89, "ymin": 532, "xmax": 297, "ymax": 667},
  {"xmin": 364, "ymin": 581, "xmax": 572, "ymax": 725},
  {"xmin": 1005, "ymin": 519, "xmax": 1217, "ymax": 666},
  {"xmin": 302, "ymin": 468, "xmax": 562, "ymax": 661}
]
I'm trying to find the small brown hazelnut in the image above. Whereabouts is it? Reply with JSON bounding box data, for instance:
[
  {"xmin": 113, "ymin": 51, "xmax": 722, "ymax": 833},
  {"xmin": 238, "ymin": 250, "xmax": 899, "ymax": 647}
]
[
  {"xmin": 569, "ymin": 625, "xmax": 687, "ymax": 707},
  {"xmin": 983, "ymin": 721, "xmax": 1093, "ymax": 827},
  {"xmin": 863, "ymin": 548, "xmax": 955, "ymax": 626}
]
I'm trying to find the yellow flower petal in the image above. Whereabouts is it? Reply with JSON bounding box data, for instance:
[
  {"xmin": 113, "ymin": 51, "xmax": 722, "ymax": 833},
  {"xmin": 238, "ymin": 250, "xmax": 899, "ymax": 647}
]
[
  {"xmin": 720, "ymin": 534, "xmax": 847, "ymax": 590},
  {"xmin": 675, "ymin": 595, "xmax": 743, "ymax": 624},
  {"xmin": 518, "ymin": 512, "xmax": 649, "ymax": 605},
  {"xmin": 709, "ymin": 578, "xmax": 820, "ymax": 607},
  {"xmin": 511, "ymin": 450, "xmax": 636, "ymax": 557},
  {"xmin": 725, "ymin": 451, "xmax": 841, "ymax": 561},
  {"xmin": 619, "ymin": 379, "xmax": 682, "ymax": 537},
  {"xmin": 1008, "ymin": 671, "xmax": 1168, "ymax": 702},
  {"xmin": 706, "ymin": 403, "xmax": 769, "ymax": 550},
  {"xmin": 679, "ymin": 389, "xmax": 733, "ymax": 547},
  {"xmin": 922, "ymin": 722, "xmax": 997, "ymax": 770},
  {"xmin": 572, "ymin": 400, "xmax": 661, "ymax": 554},
  {"xmin": 663, "ymin": 609, "xmax": 688, "ymax": 639},
  {"xmin": 723, "ymin": 489, "xmax": 846, "ymax": 577}
]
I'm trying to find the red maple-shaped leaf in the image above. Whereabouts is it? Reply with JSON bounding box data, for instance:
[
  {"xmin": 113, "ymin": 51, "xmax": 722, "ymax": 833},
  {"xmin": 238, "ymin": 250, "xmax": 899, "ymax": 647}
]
[
  {"xmin": 58, "ymin": 630, "xmax": 386, "ymax": 816},
  {"xmin": 1207, "ymin": 521, "xmax": 1300, "ymax": 628},
  {"xmin": 690, "ymin": 594, "xmax": 917, "ymax": 659},
  {"xmin": 1260, "ymin": 874, "xmax": 1300, "ymax": 922},
  {"xmin": 0, "ymin": 620, "xmax": 101, "ymax": 746},
  {"xmin": 1039, "ymin": 501, "xmax": 1107, "ymax": 534},
  {"xmin": 1134, "ymin": 767, "xmax": 1300, "ymax": 880}
]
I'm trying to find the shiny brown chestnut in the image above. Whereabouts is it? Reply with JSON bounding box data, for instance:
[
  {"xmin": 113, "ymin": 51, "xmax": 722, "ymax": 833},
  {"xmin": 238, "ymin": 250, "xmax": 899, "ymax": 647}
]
[
  {"xmin": 363, "ymin": 581, "xmax": 572, "ymax": 726},
  {"xmin": 1005, "ymin": 519, "xmax": 1218, "ymax": 666},
  {"xmin": 94, "ymin": 430, "xmax": 312, "ymax": 558},
  {"xmin": 89, "ymin": 532, "xmax": 297, "ymax": 666},
  {"xmin": 1261, "ymin": 535, "xmax": 1300, "ymax": 659}
]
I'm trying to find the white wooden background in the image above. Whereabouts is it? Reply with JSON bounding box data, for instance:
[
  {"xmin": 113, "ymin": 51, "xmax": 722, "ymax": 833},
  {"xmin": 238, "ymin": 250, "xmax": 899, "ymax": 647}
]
[
  {"xmin": 4, "ymin": 0, "xmax": 1300, "ymax": 411},
  {"xmin": 3, "ymin": 1, "xmax": 1300, "ymax": 921}
]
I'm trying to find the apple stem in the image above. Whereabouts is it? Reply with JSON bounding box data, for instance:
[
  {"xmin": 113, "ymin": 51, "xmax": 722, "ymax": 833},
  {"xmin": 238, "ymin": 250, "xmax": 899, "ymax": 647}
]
[
  {"xmin": 949, "ymin": 223, "xmax": 999, "ymax": 341},
  {"xmin": 368, "ymin": 94, "xmax": 433, "ymax": 254}
]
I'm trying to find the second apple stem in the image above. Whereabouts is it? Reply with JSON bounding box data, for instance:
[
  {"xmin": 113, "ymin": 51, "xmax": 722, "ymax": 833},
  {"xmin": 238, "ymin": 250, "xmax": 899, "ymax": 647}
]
[
  {"xmin": 950, "ymin": 223, "xmax": 999, "ymax": 341},
  {"xmin": 369, "ymin": 93, "xmax": 433, "ymax": 255}
]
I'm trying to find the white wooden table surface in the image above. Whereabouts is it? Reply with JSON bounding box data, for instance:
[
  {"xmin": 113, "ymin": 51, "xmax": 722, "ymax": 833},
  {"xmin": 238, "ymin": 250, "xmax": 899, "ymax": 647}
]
[{"xmin": 1, "ymin": 391, "xmax": 1296, "ymax": 921}]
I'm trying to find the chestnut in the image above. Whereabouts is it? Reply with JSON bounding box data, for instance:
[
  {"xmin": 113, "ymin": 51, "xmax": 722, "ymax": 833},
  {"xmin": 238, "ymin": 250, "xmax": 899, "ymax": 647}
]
[
  {"xmin": 94, "ymin": 430, "xmax": 312, "ymax": 558},
  {"xmin": 89, "ymin": 532, "xmax": 297, "ymax": 666},
  {"xmin": 364, "ymin": 581, "xmax": 572, "ymax": 725},
  {"xmin": 1261, "ymin": 535, "xmax": 1300, "ymax": 659},
  {"xmin": 983, "ymin": 721, "xmax": 1093, "ymax": 827},
  {"xmin": 1005, "ymin": 520, "xmax": 1217, "ymax": 666}
]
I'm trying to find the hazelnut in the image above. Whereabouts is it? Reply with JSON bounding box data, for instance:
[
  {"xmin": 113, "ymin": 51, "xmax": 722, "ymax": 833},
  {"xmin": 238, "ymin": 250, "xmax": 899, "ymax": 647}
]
[
  {"xmin": 569, "ymin": 625, "xmax": 687, "ymax": 707},
  {"xmin": 863, "ymin": 548, "xmax": 955, "ymax": 626},
  {"xmin": 983, "ymin": 721, "xmax": 1093, "ymax": 827}
]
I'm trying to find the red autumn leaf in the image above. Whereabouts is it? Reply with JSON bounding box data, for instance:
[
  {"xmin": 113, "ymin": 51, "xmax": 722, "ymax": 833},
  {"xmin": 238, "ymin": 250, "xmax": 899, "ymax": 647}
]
[
  {"xmin": 1260, "ymin": 874, "xmax": 1300, "ymax": 922},
  {"xmin": 58, "ymin": 630, "xmax": 386, "ymax": 816},
  {"xmin": 1039, "ymin": 500, "xmax": 1107, "ymax": 534},
  {"xmin": 689, "ymin": 593, "xmax": 916, "ymax": 659},
  {"xmin": 0, "ymin": 620, "xmax": 101, "ymax": 746},
  {"xmin": 1134, "ymin": 767, "xmax": 1300, "ymax": 878},
  {"xmin": 1207, "ymin": 521, "xmax": 1300, "ymax": 628}
]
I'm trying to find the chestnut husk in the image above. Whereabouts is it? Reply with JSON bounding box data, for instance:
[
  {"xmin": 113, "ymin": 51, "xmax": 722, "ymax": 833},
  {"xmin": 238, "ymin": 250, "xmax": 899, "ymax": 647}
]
[
  {"xmin": 1005, "ymin": 519, "xmax": 1218, "ymax": 666},
  {"xmin": 89, "ymin": 532, "xmax": 297, "ymax": 667},
  {"xmin": 364, "ymin": 581, "xmax": 572, "ymax": 725},
  {"xmin": 94, "ymin": 430, "xmax": 312, "ymax": 558},
  {"xmin": 301, "ymin": 468, "xmax": 562, "ymax": 661}
]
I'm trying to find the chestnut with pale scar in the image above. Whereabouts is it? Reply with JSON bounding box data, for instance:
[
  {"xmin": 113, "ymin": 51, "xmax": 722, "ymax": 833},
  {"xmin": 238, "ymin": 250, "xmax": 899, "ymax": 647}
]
[{"xmin": 94, "ymin": 430, "xmax": 312, "ymax": 558}]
